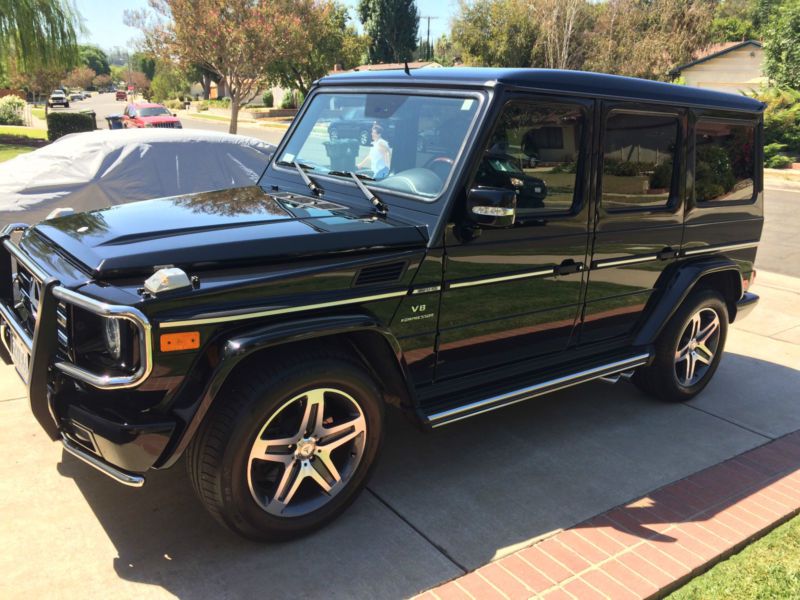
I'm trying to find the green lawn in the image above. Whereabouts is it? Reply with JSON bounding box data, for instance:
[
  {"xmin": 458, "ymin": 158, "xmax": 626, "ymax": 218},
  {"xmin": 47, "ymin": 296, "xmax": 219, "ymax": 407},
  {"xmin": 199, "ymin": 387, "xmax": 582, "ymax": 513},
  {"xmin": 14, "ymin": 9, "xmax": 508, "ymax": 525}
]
[
  {"xmin": 0, "ymin": 126, "xmax": 48, "ymax": 140},
  {"xmin": 667, "ymin": 514, "xmax": 800, "ymax": 599},
  {"xmin": 0, "ymin": 143, "xmax": 34, "ymax": 163},
  {"xmin": 31, "ymin": 107, "xmax": 46, "ymax": 120}
]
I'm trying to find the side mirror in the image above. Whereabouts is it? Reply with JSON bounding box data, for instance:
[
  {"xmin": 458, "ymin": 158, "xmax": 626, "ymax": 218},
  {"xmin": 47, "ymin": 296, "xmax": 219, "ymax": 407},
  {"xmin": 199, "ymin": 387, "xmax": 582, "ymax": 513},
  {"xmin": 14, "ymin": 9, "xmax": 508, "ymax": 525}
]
[{"xmin": 467, "ymin": 187, "xmax": 517, "ymax": 228}]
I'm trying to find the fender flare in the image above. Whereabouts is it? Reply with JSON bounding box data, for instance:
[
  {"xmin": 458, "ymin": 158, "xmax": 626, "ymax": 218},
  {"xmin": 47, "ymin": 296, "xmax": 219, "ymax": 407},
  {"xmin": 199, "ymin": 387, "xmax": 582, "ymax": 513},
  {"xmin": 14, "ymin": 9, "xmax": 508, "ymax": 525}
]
[
  {"xmin": 158, "ymin": 313, "xmax": 411, "ymax": 468},
  {"xmin": 633, "ymin": 257, "xmax": 742, "ymax": 347}
]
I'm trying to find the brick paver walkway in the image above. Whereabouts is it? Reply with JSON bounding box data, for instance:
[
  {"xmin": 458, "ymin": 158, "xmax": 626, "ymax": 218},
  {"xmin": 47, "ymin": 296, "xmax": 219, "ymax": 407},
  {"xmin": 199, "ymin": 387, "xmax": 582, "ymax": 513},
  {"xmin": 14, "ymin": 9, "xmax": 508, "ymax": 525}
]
[{"xmin": 418, "ymin": 431, "xmax": 800, "ymax": 599}]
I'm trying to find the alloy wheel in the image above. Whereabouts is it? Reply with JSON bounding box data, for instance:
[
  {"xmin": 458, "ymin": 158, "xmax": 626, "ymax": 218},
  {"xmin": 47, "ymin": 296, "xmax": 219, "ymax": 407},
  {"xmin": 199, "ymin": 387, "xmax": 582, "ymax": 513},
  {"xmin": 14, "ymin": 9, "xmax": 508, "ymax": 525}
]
[
  {"xmin": 674, "ymin": 307, "xmax": 721, "ymax": 387},
  {"xmin": 247, "ymin": 387, "xmax": 367, "ymax": 517}
]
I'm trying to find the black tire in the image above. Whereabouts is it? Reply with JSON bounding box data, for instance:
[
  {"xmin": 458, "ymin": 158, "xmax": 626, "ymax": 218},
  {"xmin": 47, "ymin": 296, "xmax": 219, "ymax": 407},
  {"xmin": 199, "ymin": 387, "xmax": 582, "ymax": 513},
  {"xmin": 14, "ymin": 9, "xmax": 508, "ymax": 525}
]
[
  {"xmin": 186, "ymin": 353, "xmax": 384, "ymax": 541},
  {"xmin": 633, "ymin": 289, "xmax": 728, "ymax": 403}
]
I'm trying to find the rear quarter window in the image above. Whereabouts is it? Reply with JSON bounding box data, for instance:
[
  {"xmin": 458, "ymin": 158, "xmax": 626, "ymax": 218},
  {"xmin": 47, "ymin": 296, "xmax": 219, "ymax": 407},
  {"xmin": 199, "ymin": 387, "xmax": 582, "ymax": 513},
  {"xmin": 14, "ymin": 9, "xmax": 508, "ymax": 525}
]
[{"xmin": 695, "ymin": 120, "xmax": 756, "ymax": 204}]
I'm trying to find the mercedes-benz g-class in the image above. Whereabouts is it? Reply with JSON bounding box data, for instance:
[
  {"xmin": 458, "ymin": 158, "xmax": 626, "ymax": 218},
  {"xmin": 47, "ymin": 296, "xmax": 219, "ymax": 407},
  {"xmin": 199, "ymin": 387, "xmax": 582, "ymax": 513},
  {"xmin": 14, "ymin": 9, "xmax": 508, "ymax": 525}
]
[{"xmin": 0, "ymin": 68, "xmax": 762, "ymax": 540}]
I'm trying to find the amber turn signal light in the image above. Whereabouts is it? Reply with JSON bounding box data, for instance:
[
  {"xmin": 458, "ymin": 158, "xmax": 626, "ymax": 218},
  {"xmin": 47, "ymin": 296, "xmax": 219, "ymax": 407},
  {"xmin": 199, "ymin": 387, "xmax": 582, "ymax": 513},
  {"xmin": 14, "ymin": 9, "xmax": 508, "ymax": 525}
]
[{"xmin": 160, "ymin": 331, "xmax": 200, "ymax": 352}]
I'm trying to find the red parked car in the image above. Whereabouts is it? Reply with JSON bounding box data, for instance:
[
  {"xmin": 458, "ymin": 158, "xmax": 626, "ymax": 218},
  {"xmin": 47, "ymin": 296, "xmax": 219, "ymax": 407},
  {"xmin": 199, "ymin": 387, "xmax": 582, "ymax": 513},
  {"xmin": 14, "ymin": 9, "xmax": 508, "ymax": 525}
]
[{"xmin": 122, "ymin": 102, "xmax": 183, "ymax": 129}]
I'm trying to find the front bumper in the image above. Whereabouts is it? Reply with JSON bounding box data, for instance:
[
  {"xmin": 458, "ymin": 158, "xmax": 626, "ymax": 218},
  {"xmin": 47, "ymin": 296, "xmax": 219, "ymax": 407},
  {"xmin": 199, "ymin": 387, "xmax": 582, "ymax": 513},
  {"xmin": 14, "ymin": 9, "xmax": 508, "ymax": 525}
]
[{"xmin": 0, "ymin": 226, "xmax": 173, "ymax": 483}]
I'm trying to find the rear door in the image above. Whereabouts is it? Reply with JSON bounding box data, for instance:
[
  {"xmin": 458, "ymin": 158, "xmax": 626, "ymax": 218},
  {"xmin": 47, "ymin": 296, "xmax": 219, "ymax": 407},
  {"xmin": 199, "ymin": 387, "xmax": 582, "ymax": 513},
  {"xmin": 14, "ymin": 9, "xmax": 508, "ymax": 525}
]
[{"xmin": 581, "ymin": 102, "xmax": 686, "ymax": 346}]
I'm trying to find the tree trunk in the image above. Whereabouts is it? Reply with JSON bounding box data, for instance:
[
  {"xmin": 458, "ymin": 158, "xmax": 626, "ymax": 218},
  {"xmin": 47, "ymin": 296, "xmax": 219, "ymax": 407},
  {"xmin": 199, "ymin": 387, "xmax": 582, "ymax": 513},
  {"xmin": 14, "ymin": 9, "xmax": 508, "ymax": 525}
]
[
  {"xmin": 229, "ymin": 95, "xmax": 239, "ymax": 135},
  {"xmin": 201, "ymin": 73, "xmax": 211, "ymax": 100}
]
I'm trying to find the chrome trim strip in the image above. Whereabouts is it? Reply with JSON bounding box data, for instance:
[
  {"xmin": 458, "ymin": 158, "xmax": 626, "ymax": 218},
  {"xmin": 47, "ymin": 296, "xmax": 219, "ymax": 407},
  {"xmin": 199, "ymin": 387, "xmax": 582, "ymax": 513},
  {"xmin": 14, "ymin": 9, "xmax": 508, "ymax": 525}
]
[
  {"xmin": 682, "ymin": 241, "xmax": 759, "ymax": 256},
  {"xmin": 61, "ymin": 437, "xmax": 145, "ymax": 487},
  {"xmin": 1, "ymin": 223, "xmax": 29, "ymax": 237},
  {"xmin": 426, "ymin": 353, "xmax": 651, "ymax": 427},
  {"xmin": 448, "ymin": 268, "xmax": 554, "ymax": 290},
  {"xmin": 160, "ymin": 290, "xmax": 408, "ymax": 329},
  {"xmin": 52, "ymin": 286, "xmax": 153, "ymax": 390},
  {"xmin": 592, "ymin": 255, "xmax": 659, "ymax": 269}
]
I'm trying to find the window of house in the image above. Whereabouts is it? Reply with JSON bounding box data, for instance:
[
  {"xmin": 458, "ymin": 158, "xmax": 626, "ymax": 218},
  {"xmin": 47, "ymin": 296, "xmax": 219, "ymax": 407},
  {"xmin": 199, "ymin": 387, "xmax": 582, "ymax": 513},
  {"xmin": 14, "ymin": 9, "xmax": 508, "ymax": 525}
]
[
  {"xmin": 473, "ymin": 100, "xmax": 585, "ymax": 216},
  {"xmin": 602, "ymin": 112, "xmax": 679, "ymax": 211},
  {"xmin": 695, "ymin": 120, "xmax": 756, "ymax": 203}
]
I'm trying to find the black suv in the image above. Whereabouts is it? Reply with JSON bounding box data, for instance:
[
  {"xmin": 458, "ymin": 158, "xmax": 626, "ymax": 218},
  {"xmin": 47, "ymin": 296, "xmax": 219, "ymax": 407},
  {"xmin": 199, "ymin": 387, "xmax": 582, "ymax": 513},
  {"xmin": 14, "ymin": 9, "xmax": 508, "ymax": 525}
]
[{"xmin": 0, "ymin": 68, "xmax": 763, "ymax": 540}]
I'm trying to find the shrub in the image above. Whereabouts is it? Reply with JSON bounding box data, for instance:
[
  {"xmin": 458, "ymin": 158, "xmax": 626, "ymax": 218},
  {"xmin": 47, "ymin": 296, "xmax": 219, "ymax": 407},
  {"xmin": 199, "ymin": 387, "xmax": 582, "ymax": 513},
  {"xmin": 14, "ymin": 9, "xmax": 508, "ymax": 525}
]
[
  {"xmin": 766, "ymin": 154, "xmax": 793, "ymax": 169},
  {"xmin": 164, "ymin": 99, "xmax": 184, "ymax": 110},
  {"xmin": 280, "ymin": 91, "xmax": 297, "ymax": 109},
  {"xmin": 649, "ymin": 160, "xmax": 673, "ymax": 189},
  {"xmin": 750, "ymin": 88, "xmax": 800, "ymax": 154},
  {"xmin": 765, "ymin": 142, "xmax": 788, "ymax": 161},
  {"xmin": 262, "ymin": 90, "xmax": 274, "ymax": 108},
  {"xmin": 0, "ymin": 95, "xmax": 26, "ymax": 126},
  {"xmin": 208, "ymin": 98, "xmax": 230, "ymax": 109},
  {"xmin": 196, "ymin": 100, "xmax": 209, "ymax": 111},
  {"xmin": 46, "ymin": 111, "xmax": 96, "ymax": 141}
]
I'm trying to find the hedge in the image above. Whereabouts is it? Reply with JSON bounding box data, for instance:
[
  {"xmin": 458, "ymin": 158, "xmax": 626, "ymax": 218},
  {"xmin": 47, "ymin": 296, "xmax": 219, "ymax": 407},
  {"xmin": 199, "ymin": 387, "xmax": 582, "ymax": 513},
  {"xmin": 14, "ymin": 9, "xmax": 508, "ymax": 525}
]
[{"xmin": 46, "ymin": 111, "xmax": 96, "ymax": 141}]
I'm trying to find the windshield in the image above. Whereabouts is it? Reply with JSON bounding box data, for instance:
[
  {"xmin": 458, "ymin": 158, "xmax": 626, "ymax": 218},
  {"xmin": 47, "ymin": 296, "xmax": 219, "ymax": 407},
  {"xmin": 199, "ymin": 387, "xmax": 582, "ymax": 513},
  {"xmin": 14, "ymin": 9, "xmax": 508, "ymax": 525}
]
[
  {"xmin": 276, "ymin": 91, "xmax": 480, "ymax": 201},
  {"xmin": 138, "ymin": 107, "xmax": 171, "ymax": 117}
]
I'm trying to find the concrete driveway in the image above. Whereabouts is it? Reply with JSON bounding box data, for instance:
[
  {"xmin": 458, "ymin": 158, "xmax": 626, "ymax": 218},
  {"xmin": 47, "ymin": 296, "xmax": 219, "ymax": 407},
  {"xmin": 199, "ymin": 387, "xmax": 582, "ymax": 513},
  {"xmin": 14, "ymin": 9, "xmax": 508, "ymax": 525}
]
[{"xmin": 1, "ymin": 269, "xmax": 799, "ymax": 599}]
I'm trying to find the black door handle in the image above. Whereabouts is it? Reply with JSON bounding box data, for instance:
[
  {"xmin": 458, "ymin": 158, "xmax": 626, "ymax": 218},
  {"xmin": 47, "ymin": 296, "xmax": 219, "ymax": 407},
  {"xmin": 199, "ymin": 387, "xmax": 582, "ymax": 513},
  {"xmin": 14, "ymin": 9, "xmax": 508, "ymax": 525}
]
[
  {"xmin": 554, "ymin": 260, "xmax": 584, "ymax": 276},
  {"xmin": 657, "ymin": 247, "xmax": 678, "ymax": 260}
]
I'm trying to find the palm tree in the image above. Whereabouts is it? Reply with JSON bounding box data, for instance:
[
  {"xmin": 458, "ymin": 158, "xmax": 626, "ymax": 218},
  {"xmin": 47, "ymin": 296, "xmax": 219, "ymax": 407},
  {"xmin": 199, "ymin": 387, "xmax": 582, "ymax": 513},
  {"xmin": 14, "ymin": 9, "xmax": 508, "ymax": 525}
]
[{"xmin": 0, "ymin": 0, "xmax": 80, "ymax": 70}]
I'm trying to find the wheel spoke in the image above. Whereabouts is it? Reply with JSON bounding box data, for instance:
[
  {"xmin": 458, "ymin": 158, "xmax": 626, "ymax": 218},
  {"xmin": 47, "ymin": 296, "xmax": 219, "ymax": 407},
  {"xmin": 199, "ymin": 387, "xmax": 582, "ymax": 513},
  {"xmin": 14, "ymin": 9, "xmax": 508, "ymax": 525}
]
[
  {"xmin": 697, "ymin": 315, "xmax": 720, "ymax": 345},
  {"xmin": 695, "ymin": 343, "xmax": 714, "ymax": 365},
  {"xmin": 249, "ymin": 435, "xmax": 295, "ymax": 465},
  {"xmin": 299, "ymin": 389, "xmax": 326, "ymax": 437},
  {"xmin": 688, "ymin": 313, "xmax": 701, "ymax": 340},
  {"xmin": 686, "ymin": 353, "xmax": 698, "ymax": 382},
  {"xmin": 318, "ymin": 415, "xmax": 366, "ymax": 451},
  {"xmin": 315, "ymin": 449, "xmax": 342, "ymax": 484},
  {"xmin": 272, "ymin": 461, "xmax": 303, "ymax": 505},
  {"xmin": 675, "ymin": 343, "xmax": 691, "ymax": 363},
  {"xmin": 307, "ymin": 462, "xmax": 333, "ymax": 493}
]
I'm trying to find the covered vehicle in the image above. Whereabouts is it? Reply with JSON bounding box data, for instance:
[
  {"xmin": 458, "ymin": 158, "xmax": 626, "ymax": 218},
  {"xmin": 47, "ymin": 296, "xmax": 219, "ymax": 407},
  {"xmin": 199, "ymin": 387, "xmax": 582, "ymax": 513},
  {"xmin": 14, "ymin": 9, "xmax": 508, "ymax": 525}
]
[{"xmin": 0, "ymin": 128, "xmax": 275, "ymax": 225}]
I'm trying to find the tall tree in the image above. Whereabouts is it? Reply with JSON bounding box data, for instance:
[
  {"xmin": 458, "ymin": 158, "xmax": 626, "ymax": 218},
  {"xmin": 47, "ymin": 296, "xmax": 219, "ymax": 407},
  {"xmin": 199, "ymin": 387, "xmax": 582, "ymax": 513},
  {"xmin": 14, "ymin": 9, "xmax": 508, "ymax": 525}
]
[
  {"xmin": 533, "ymin": 0, "xmax": 595, "ymax": 69},
  {"xmin": 79, "ymin": 45, "xmax": 110, "ymax": 75},
  {"xmin": 0, "ymin": 0, "xmax": 80, "ymax": 70},
  {"xmin": 267, "ymin": 2, "xmax": 368, "ymax": 94},
  {"xmin": 358, "ymin": 0, "xmax": 419, "ymax": 63},
  {"xmin": 65, "ymin": 66, "xmax": 95, "ymax": 89},
  {"xmin": 451, "ymin": 0, "xmax": 539, "ymax": 67},
  {"xmin": 586, "ymin": 0, "xmax": 716, "ymax": 81},
  {"xmin": 127, "ymin": 0, "xmax": 309, "ymax": 134},
  {"xmin": 131, "ymin": 51, "xmax": 156, "ymax": 80},
  {"xmin": 763, "ymin": 0, "xmax": 800, "ymax": 88}
]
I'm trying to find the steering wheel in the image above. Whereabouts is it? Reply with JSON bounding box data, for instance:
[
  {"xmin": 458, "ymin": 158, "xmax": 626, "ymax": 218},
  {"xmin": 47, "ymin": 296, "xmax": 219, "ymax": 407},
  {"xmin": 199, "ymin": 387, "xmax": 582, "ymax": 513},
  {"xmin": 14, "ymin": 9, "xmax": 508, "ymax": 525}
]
[{"xmin": 424, "ymin": 156, "xmax": 454, "ymax": 182}]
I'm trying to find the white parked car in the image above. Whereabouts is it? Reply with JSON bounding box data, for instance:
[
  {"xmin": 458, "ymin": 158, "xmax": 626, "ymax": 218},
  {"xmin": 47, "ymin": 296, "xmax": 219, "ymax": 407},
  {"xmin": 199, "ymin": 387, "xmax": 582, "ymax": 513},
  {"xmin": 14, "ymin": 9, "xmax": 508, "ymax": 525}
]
[
  {"xmin": 0, "ymin": 128, "xmax": 275, "ymax": 226},
  {"xmin": 47, "ymin": 91, "xmax": 69, "ymax": 108}
]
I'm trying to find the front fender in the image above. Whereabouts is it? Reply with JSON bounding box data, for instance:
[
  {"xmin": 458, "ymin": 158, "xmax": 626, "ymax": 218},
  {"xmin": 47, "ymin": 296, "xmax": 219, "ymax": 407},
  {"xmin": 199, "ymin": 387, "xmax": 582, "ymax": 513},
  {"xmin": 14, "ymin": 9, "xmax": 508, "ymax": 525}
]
[
  {"xmin": 157, "ymin": 313, "xmax": 406, "ymax": 468},
  {"xmin": 633, "ymin": 257, "xmax": 743, "ymax": 347}
]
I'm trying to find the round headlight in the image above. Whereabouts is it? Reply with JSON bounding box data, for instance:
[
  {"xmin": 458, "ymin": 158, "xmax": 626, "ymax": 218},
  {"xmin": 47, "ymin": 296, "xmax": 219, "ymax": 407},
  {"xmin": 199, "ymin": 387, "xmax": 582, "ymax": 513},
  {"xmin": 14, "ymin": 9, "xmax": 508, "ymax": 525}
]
[{"xmin": 103, "ymin": 318, "xmax": 122, "ymax": 360}]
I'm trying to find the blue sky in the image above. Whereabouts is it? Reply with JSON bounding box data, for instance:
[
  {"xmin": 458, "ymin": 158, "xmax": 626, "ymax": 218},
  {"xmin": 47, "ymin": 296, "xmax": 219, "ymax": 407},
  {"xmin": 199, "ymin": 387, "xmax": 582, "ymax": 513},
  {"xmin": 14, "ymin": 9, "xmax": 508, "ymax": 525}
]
[{"xmin": 74, "ymin": 0, "xmax": 455, "ymax": 53}]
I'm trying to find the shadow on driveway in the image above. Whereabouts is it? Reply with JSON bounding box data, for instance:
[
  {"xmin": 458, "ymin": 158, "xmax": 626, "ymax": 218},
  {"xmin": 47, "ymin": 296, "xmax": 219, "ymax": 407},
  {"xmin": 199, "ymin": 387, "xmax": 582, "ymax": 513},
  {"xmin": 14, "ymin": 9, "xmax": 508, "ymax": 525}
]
[{"xmin": 56, "ymin": 353, "xmax": 799, "ymax": 598}]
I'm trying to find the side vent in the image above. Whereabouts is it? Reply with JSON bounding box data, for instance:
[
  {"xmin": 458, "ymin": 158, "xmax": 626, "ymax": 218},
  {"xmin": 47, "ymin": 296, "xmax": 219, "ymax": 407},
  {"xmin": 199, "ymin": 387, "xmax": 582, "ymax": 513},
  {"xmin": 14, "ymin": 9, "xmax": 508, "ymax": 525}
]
[{"xmin": 354, "ymin": 261, "xmax": 406, "ymax": 286}]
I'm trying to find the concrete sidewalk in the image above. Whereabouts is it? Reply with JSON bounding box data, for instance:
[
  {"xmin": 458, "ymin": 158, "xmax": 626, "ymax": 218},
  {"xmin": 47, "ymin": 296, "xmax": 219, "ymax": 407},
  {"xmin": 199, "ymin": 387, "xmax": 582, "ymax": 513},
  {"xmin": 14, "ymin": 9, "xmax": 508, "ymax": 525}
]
[{"xmin": 1, "ymin": 272, "xmax": 798, "ymax": 599}]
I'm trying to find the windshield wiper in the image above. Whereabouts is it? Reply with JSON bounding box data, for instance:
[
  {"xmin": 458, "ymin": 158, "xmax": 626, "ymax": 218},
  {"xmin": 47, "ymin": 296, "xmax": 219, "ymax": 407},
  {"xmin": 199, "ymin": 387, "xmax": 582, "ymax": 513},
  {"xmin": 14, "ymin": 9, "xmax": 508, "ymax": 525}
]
[
  {"xmin": 348, "ymin": 172, "xmax": 389, "ymax": 217},
  {"xmin": 278, "ymin": 160, "xmax": 323, "ymax": 196}
]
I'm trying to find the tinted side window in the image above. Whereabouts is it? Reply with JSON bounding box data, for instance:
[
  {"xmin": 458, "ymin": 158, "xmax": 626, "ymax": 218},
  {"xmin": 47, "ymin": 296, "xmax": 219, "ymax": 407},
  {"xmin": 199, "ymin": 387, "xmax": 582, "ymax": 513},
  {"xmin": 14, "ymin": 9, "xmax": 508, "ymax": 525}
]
[
  {"xmin": 474, "ymin": 101, "xmax": 584, "ymax": 216},
  {"xmin": 602, "ymin": 113, "xmax": 679, "ymax": 211},
  {"xmin": 695, "ymin": 121, "xmax": 755, "ymax": 203}
]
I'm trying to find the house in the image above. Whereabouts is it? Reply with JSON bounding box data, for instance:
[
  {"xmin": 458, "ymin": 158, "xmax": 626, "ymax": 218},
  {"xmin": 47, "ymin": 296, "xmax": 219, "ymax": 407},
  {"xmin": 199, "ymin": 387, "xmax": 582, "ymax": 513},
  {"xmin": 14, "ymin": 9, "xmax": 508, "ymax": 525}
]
[{"xmin": 671, "ymin": 40, "xmax": 765, "ymax": 93}]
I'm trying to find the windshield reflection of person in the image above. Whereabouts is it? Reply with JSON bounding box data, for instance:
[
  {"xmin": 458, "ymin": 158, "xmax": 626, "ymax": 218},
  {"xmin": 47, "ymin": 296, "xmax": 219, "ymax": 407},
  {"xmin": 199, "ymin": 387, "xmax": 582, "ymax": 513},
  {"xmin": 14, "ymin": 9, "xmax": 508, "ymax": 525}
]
[{"xmin": 357, "ymin": 123, "xmax": 391, "ymax": 179}]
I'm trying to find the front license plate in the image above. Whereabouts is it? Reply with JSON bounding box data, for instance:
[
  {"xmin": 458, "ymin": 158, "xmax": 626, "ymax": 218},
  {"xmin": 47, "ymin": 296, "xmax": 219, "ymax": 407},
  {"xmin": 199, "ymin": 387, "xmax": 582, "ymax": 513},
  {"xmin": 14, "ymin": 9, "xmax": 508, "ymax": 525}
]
[{"xmin": 10, "ymin": 334, "xmax": 30, "ymax": 384}]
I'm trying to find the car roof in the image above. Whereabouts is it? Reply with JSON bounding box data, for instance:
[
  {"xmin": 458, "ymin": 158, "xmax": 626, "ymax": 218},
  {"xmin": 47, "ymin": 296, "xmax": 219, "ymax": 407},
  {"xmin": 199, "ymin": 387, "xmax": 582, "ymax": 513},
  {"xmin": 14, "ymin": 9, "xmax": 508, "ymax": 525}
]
[{"xmin": 318, "ymin": 67, "xmax": 764, "ymax": 113}]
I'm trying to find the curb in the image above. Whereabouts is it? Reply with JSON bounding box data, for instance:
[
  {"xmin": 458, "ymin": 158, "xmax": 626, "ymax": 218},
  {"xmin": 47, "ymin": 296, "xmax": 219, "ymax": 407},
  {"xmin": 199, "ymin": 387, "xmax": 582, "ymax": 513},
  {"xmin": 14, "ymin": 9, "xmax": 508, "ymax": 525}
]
[{"xmin": 417, "ymin": 431, "xmax": 800, "ymax": 599}]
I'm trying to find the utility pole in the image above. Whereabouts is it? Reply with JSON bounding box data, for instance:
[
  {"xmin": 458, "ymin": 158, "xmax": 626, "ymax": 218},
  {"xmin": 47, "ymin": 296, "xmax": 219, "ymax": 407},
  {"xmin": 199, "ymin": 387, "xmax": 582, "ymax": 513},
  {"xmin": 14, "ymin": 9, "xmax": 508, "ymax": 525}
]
[{"xmin": 419, "ymin": 15, "xmax": 439, "ymax": 62}]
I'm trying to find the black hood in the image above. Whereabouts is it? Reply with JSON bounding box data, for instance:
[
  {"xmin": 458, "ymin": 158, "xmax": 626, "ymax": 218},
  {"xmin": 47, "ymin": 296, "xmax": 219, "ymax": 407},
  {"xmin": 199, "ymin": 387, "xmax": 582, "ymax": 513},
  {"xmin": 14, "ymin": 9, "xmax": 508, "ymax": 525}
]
[{"xmin": 31, "ymin": 186, "xmax": 428, "ymax": 278}]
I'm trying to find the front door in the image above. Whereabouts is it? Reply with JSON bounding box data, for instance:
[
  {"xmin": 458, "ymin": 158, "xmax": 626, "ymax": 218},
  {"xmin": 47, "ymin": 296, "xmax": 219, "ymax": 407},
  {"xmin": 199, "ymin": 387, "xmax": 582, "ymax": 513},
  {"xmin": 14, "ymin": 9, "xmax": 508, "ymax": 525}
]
[
  {"xmin": 436, "ymin": 94, "xmax": 593, "ymax": 381},
  {"xmin": 581, "ymin": 103, "xmax": 686, "ymax": 345}
]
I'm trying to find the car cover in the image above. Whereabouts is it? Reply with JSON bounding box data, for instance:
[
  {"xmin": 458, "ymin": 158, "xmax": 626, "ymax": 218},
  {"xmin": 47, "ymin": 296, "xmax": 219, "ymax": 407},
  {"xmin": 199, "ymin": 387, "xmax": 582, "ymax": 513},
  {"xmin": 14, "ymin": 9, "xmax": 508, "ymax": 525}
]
[{"xmin": 0, "ymin": 128, "xmax": 275, "ymax": 226}]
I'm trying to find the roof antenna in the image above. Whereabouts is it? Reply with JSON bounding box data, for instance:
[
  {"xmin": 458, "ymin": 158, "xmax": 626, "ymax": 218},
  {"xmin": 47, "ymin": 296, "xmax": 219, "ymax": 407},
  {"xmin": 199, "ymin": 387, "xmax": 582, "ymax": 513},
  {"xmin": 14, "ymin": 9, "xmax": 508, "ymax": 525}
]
[{"xmin": 404, "ymin": 61, "xmax": 411, "ymax": 75}]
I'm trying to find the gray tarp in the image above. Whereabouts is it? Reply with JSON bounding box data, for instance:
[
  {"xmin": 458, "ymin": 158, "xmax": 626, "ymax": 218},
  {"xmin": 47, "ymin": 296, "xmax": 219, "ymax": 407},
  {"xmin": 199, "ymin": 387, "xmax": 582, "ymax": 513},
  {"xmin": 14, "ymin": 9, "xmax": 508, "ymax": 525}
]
[{"xmin": 0, "ymin": 128, "xmax": 275, "ymax": 226}]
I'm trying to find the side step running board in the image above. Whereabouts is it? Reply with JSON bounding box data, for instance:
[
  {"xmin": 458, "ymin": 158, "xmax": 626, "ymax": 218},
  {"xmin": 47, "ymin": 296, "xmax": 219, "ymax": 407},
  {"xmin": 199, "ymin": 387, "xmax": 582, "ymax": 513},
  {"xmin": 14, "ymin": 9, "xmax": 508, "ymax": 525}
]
[{"xmin": 424, "ymin": 353, "xmax": 651, "ymax": 428}]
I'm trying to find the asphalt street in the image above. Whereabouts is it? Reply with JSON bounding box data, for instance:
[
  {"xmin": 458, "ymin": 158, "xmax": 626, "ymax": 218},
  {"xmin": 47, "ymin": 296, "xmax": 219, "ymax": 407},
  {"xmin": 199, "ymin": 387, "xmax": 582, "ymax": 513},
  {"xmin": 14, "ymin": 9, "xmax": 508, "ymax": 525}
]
[{"xmin": 50, "ymin": 92, "xmax": 287, "ymax": 145}]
